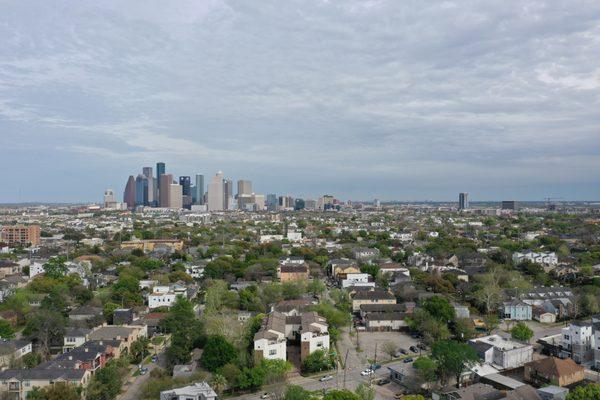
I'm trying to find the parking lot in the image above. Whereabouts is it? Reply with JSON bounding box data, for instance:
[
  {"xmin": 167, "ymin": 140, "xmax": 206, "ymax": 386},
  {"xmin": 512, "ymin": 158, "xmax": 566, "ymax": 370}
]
[{"xmin": 353, "ymin": 331, "xmax": 422, "ymax": 364}]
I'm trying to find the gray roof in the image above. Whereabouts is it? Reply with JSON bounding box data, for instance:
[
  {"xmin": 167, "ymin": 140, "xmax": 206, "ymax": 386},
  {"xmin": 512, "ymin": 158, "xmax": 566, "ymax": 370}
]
[
  {"xmin": 0, "ymin": 368, "xmax": 86, "ymax": 381},
  {"xmin": 0, "ymin": 340, "xmax": 30, "ymax": 356}
]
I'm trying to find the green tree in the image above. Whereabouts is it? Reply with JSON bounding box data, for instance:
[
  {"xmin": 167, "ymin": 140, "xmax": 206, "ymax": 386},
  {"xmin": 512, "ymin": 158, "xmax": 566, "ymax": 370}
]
[
  {"xmin": 86, "ymin": 358, "xmax": 128, "ymax": 400},
  {"xmin": 381, "ymin": 341, "xmax": 397, "ymax": 360},
  {"xmin": 566, "ymin": 383, "xmax": 600, "ymax": 400},
  {"xmin": 129, "ymin": 337, "xmax": 149, "ymax": 364},
  {"xmin": 26, "ymin": 382, "xmax": 80, "ymax": 400},
  {"xmin": 323, "ymin": 390, "xmax": 360, "ymax": 400},
  {"xmin": 284, "ymin": 385, "xmax": 312, "ymax": 400},
  {"xmin": 302, "ymin": 349, "xmax": 334, "ymax": 373},
  {"xmin": 422, "ymin": 296, "xmax": 456, "ymax": 322},
  {"xmin": 0, "ymin": 319, "xmax": 15, "ymax": 339},
  {"xmin": 431, "ymin": 340, "xmax": 478, "ymax": 387},
  {"xmin": 403, "ymin": 396, "xmax": 425, "ymax": 400},
  {"xmin": 103, "ymin": 302, "xmax": 120, "ymax": 324},
  {"xmin": 413, "ymin": 356, "xmax": 437, "ymax": 390},
  {"xmin": 42, "ymin": 257, "xmax": 68, "ymax": 280},
  {"xmin": 211, "ymin": 374, "xmax": 227, "ymax": 397},
  {"xmin": 23, "ymin": 310, "xmax": 66, "ymax": 357},
  {"xmin": 511, "ymin": 322, "xmax": 534, "ymax": 343},
  {"xmin": 200, "ymin": 335, "xmax": 237, "ymax": 372},
  {"xmin": 355, "ymin": 383, "xmax": 375, "ymax": 400}
]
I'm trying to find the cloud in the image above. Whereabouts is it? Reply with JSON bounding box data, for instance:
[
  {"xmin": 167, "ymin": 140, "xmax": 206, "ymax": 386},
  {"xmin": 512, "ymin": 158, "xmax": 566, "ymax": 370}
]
[{"xmin": 0, "ymin": 0, "xmax": 599, "ymax": 202}]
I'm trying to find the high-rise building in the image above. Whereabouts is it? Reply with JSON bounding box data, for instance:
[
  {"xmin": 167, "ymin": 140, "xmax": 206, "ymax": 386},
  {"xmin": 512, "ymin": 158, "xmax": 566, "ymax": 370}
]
[
  {"xmin": 322, "ymin": 195, "xmax": 334, "ymax": 210},
  {"xmin": 156, "ymin": 162, "xmax": 166, "ymax": 191},
  {"xmin": 223, "ymin": 179, "xmax": 233, "ymax": 210},
  {"xmin": 135, "ymin": 174, "xmax": 149, "ymax": 206},
  {"xmin": 502, "ymin": 200, "xmax": 517, "ymax": 211},
  {"xmin": 159, "ymin": 174, "xmax": 173, "ymax": 207},
  {"xmin": 169, "ymin": 183, "xmax": 183, "ymax": 209},
  {"xmin": 142, "ymin": 167, "xmax": 155, "ymax": 205},
  {"xmin": 123, "ymin": 175, "xmax": 136, "ymax": 209},
  {"xmin": 179, "ymin": 176, "xmax": 191, "ymax": 196},
  {"xmin": 278, "ymin": 196, "xmax": 294, "ymax": 210},
  {"xmin": 294, "ymin": 198, "xmax": 305, "ymax": 211},
  {"xmin": 459, "ymin": 192, "xmax": 469, "ymax": 210},
  {"xmin": 237, "ymin": 180, "xmax": 252, "ymax": 197},
  {"xmin": 104, "ymin": 189, "xmax": 116, "ymax": 208},
  {"xmin": 253, "ymin": 194, "xmax": 265, "ymax": 211},
  {"xmin": 194, "ymin": 174, "xmax": 204, "ymax": 205},
  {"xmin": 1, "ymin": 225, "xmax": 41, "ymax": 246},
  {"xmin": 266, "ymin": 194, "xmax": 277, "ymax": 211},
  {"xmin": 207, "ymin": 171, "xmax": 224, "ymax": 211}
]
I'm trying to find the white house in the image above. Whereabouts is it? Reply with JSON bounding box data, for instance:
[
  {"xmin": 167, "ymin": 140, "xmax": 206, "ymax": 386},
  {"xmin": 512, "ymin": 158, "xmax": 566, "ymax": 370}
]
[
  {"xmin": 160, "ymin": 382, "xmax": 217, "ymax": 400},
  {"xmin": 469, "ymin": 335, "xmax": 533, "ymax": 370},
  {"xmin": 341, "ymin": 273, "xmax": 375, "ymax": 289},
  {"xmin": 512, "ymin": 251, "xmax": 558, "ymax": 269},
  {"xmin": 253, "ymin": 312, "xmax": 288, "ymax": 361},
  {"xmin": 28, "ymin": 262, "xmax": 45, "ymax": 279},
  {"xmin": 561, "ymin": 321, "xmax": 594, "ymax": 364},
  {"xmin": 148, "ymin": 285, "xmax": 188, "ymax": 309}
]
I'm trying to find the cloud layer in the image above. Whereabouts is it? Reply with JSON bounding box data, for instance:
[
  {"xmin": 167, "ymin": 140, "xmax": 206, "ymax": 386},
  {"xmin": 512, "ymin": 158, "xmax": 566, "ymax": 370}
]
[{"xmin": 1, "ymin": 0, "xmax": 599, "ymax": 202}]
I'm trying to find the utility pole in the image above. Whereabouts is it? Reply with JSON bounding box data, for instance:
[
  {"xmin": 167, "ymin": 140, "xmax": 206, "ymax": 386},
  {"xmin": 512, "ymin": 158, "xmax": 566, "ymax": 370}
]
[{"xmin": 343, "ymin": 349, "xmax": 349, "ymax": 389}]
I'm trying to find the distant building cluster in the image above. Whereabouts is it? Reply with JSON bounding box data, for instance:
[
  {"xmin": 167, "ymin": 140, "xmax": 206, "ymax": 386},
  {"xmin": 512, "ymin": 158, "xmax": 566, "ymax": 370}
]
[{"xmin": 109, "ymin": 161, "xmax": 341, "ymax": 212}]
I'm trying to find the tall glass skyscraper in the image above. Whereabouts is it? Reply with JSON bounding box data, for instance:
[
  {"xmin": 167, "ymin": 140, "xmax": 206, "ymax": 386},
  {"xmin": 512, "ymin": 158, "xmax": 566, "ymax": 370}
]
[
  {"xmin": 156, "ymin": 162, "xmax": 166, "ymax": 190},
  {"xmin": 179, "ymin": 176, "xmax": 191, "ymax": 196},
  {"xmin": 194, "ymin": 174, "xmax": 204, "ymax": 205}
]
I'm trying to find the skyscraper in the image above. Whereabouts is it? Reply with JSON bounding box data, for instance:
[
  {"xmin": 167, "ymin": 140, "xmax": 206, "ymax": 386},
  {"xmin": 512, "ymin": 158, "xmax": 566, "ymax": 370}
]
[
  {"xmin": 237, "ymin": 180, "xmax": 252, "ymax": 197},
  {"xmin": 266, "ymin": 194, "xmax": 277, "ymax": 211},
  {"xmin": 142, "ymin": 167, "xmax": 154, "ymax": 205},
  {"xmin": 459, "ymin": 192, "xmax": 469, "ymax": 210},
  {"xmin": 104, "ymin": 189, "xmax": 116, "ymax": 208},
  {"xmin": 156, "ymin": 162, "xmax": 166, "ymax": 191},
  {"xmin": 207, "ymin": 171, "xmax": 224, "ymax": 211},
  {"xmin": 123, "ymin": 175, "xmax": 136, "ymax": 209},
  {"xmin": 194, "ymin": 174, "xmax": 204, "ymax": 205},
  {"xmin": 179, "ymin": 176, "xmax": 191, "ymax": 196},
  {"xmin": 159, "ymin": 173, "xmax": 173, "ymax": 207},
  {"xmin": 169, "ymin": 183, "xmax": 183, "ymax": 209},
  {"xmin": 135, "ymin": 174, "xmax": 149, "ymax": 206},
  {"xmin": 223, "ymin": 178, "xmax": 233, "ymax": 210},
  {"xmin": 501, "ymin": 200, "xmax": 517, "ymax": 211}
]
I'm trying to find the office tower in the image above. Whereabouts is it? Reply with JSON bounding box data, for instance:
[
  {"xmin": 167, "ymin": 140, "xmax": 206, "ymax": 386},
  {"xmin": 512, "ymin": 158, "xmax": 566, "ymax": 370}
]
[
  {"xmin": 142, "ymin": 167, "xmax": 155, "ymax": 205},
  {"xmin": 322, "ymin": 195, "xmax": 334, "ymax": 210},
  {"xmin": 253, "ymin": 194, "xmax": 265, "ymax": 211},
  {"xmin": 159, "ymin": 174, "xmax": 173, "ymax": 207},
  {"xmin": 304, "ymin": 199, "xmax": 317, "ymax": 210},
  {"xmin": 104, "ymin": 189, "xmax": 116, "ymax": 208},
  {"xmin": 502, "ymin": 200, "xmax": 517, "ymax": 211},
  {"xmin": 1, "ymin": 225, "xmax": 41, "ymax": 246},
  {"xmin": 207, "ymin": 171, "xmax": 224, "ymax": 211},
  {"xmin": 179, "ymin": 176, "xmax": 191, "ymax": 196},
  {"xmin": 459, "ymin": 192, "xmax": 469, "ymax": 210},
  {"xmin": 278, "ymin": 196, "xmax": 294, "ymax": 210},
  {"xmin": 194, "ymin": 174, "xmax": 204, "ymax": 205},
  {"xmin": 135, "ymin": 174, "xmax": 149, "ymax": 206},
  {"xmin": 237, "ymin": 180, "xmax": 252, "ymax": 197},
  {"xmin": 294, "ymin": 198, "xmax": 305, "ymax": 211},
  {"xmin": 123, "ymin": 175, "xmax": 136, "ymax": 209},
  {"xmin": 223, "ymin": 179, "xmax": 233, "ymax": 210},
  {"xmin": 237, "ymin": 194, "xmax": 253, "ymax": 210},
  {"xmin": 169, "ymin": 183, "xmax": 183, "ymax": 209},
  {"xmin": 266, "ymin": 194, "xmax": 277, "ymax": 211},
  {"xmin": 156, "ymin": 162, "xmax": 166, "ymax": 191}
]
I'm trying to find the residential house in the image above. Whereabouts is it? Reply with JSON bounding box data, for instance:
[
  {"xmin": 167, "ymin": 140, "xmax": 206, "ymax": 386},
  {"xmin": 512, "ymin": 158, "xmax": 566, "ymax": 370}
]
[
  {"xmin": 469, "ymin": 335, "xmax": 533, "ymax": 370},
  {"xmin": 160, "ymin": 382, "xmax": 217, "ymax": 400},
  {"xmin": 537, "ymin": 386, "xmax": 569, "ymax": 400},
  {"xmin": 351, "ymin": 289, "xmax": 396, "ymax": 312},
  {"xmin": 328, "ymin": 259, "xmax": 360, "ymax": 279},
  {"xmin": 533, "ymin": 307, "xmax": 556, "ymax": 324},
  {"xmin": 524, "ymin": 357, "xmax": 584, "ymax": 387},
  {"xmin": 340, "ymin": 273, "xmax": 375, "ymax": 289},
  {"xmin": 68, "ymin": 306, "xmax": 102, "ymax": 322},
  {"xmin": 500, "ymin": 300, "xmax": 532, "ymax": 320},
  {"xmin": 512, "ymin": 252, "xmax": 558, "ymax": 271},
  {"xmin": 0, "ymin": 340, "xmax": 32, "ymax": 369},
  {"xmin": 0, "ymin": 369, "xmax": 91, "ymax": 400},
  {"xmin": 351, "ymin": 247, "xmax": 380, "ymax": 263},
  {"xmin": 63, "ymin": 328, "xmax": 91, "ymax": 352},
  {"xmin": 560, "ymin": 321, "xmax": 594, "ymax": 363},
  {"xmin": 277, "ymin": 264, "xmax": 309, "ymax": 283}
]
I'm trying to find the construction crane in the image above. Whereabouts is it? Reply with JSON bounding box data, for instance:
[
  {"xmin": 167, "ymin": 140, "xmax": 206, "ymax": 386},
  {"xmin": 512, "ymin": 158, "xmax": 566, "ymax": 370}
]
[{"xmin": 544, "ymin": 197, "xmax": 564, "ymax": 211}]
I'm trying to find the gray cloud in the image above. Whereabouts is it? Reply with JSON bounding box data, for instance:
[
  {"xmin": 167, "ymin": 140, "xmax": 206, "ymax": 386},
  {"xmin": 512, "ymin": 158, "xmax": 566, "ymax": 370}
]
[{"xmin": 0, "ymin": 0, "xmax": 599, "ymax": 202}]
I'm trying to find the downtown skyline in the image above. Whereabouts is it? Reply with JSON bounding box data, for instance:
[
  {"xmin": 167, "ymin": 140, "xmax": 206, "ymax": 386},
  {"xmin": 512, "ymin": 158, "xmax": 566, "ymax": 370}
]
[{"xmin": 1, "ymin": 1, "xmax": 600, "ymax": 203}]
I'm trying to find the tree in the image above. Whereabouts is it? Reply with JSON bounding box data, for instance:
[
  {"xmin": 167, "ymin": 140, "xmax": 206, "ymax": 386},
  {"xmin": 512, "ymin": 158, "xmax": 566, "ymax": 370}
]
[
  {"xmin": 355, "ymin": 383, "xmax": 374, "ymax": 400},
  {"xmin": 566, "ymin": 383, "xmax": 600, "ymax": 400},
  {"xmin": 302, "ymin": 349, "xmax": 334, "ymax": 373},
  {"xmin": 284, "ymin": 385, "xmax": 312, "ymax": 400},
  {"xmin": 413, "ymin": 356, "xmax": 437, "ymax": 390},
  {"xmin": 129, "ymin": 337, "xmax": 149, "ymax": 364},
  {"xmin": 431, "ymin": 340, "xmax": 479, "ymax": 387},
  {"xmin": 103, "ymin": 302, "xmax": 119, "ymax": 324},
  {"xmin": 211, "ymin": 374, "xmax": 227, "ymax": 397},
  {"xmin": 26, "ymin": 382, "xmax": 80, "ymax": 400},
  {"xmin": 200, "ymin": 335, "xmax": 237, "ymax": 372},
  {"xmin": 403, "ymin": 396, "xmax": 425, "ymax": 400},
  {"xmin": 511, "ymin": 322, "xmax": 534, "ymax": 343},
  {"xmin": 307, "ymin": 279, "xmax": 326, "ymax": 297},
  {"xmin": 483, "ymin": 314, "xmax": 499, "ymax": 334},
  {"xmin": 381, "ymin": 341, "xmax": 397, "ymax": 360},
  {"xmin": 0, "ymin": 319, "xmax": 15, "ymax": 339},
  {"xmin": 422, "ymin": 296, "xmax": 456, "ymax": 322},
  {"xmin": 323, "ymin": 390, "xmax": 360, "ymax": 400},
  {"xmin": 42, "ymin": 257, "xmax": 68, "ymax": 280},
  {"xmin": 86, "ymin": 358, "xmax": 128, "ymax": 400},
  {"xmin": 23, "ymin": 311, "xmax": 66, "ymax": 357},
  {"xmin": 453, "ymin": 318, "xmax": 476, "ymax": 341}
]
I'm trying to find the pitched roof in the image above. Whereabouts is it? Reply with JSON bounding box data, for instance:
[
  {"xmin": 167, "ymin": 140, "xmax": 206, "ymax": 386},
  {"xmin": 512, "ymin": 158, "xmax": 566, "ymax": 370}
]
[{"xmin": 525, "ymin": 357, "xmax": 583, "ymax": 378}]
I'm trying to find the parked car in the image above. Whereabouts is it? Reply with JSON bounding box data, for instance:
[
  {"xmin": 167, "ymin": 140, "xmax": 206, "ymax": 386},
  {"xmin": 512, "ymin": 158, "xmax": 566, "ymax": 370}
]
[
  {"xmin": 371, "ymin": 363, "xmax": 381, "ymax": 370},
  {"xmin": 398, "ymin": 348, "xmax": 408, "ymax": 355},
  {"xmin": 360, "ymin": 369, "xmax": 374, "ymax": 376},
  {"xmin": 320, "ymin": 375, "xmax": 333, "ymax": 382},
  {"xmin": 376, "ymin": 378, "xmax": 390, "ymax": 386},
  {"xmin": 151, "ymin": 355, "xmax": 158, "ymax": 363},
  {"xmin": 409, "ymin": 346, "xmax": 418, "ymax": 353},
  {"xmin": 260, "ymin": 393, "xmax": 270, "ymax": 399},
  {"xmin": 403, "ymin": 357, "xmax": 413, "ymax": 363}
]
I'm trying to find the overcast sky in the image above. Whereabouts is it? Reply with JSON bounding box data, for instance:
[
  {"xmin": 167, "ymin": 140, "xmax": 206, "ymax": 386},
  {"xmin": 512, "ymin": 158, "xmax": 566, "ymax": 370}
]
[{"xmin": 1, "ymin": 0, "xmax": 600, "ymax": 203}]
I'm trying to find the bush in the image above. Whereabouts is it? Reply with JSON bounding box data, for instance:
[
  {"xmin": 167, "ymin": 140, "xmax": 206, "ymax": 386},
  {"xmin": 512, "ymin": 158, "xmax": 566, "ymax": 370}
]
[{"xmin": 302, "ymin": 349, "xmax": 334, "ymax": 373}]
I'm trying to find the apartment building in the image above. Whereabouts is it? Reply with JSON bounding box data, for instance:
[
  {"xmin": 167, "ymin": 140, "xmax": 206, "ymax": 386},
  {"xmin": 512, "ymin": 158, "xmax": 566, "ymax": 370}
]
[
  {"xmin": 560, "ymin": 321, "xmax": 594, "ymax": 363},
  {"xmin": 469, "ymin": 335, "xmax": 533, "ymax": 370},
  {"xmin": 0, "ymin": 225, "xmax": 40, "ymax": 246}
]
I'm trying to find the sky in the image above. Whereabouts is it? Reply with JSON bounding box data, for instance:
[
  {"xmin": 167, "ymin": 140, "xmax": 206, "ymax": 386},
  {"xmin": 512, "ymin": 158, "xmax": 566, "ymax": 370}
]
[{"xmin": 1, "ymin": 0, "xmax": 600, "ymax": 203}]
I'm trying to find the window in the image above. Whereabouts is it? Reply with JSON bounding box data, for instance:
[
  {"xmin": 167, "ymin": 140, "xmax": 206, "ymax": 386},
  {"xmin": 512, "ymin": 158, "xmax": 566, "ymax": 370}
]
[
  {"xmin": 269, "ymin": 349, "xmax": 277, "ymax": 356},
  {"xmin": 317, "ymin": 342, "xmax": 323, "ymax": 347}
]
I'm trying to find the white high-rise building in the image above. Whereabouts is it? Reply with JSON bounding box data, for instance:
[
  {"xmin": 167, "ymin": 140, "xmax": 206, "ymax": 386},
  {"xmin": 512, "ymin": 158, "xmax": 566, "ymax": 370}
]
[
  {"xmin": 169, "ymin": 183, "xmax": 183, "ymax": 209},
  {"xmin": 104, "ymin": 189, "xmax": 116, "ymax": 208},
  {"xmin": 207, "ymin": 171, "xmax": 224, "ymax": 211}
]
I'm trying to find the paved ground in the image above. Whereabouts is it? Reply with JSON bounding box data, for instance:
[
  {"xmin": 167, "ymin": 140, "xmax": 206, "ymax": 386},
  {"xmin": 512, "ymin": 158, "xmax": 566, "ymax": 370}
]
[
  {"xmin": 118, "ymin": 338, "xmax": 169, "ymax": 400},
  {"xmin": 352, "ymin": 330, "xmax": 420, "ymax": 364}
]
